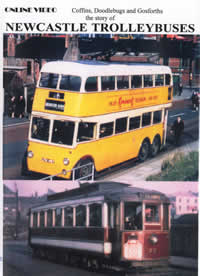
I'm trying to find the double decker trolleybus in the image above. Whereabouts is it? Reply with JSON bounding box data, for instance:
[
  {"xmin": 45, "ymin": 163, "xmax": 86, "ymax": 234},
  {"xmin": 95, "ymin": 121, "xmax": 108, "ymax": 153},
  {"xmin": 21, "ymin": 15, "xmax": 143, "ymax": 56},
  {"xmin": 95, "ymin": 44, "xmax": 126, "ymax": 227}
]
[
  {"xmin": 22, "ymin": 61, "xmax": 173, "ymax": 180},
  {"xmin": 28, "ymin": 181, "xmax": 170, "ymax": 269}
]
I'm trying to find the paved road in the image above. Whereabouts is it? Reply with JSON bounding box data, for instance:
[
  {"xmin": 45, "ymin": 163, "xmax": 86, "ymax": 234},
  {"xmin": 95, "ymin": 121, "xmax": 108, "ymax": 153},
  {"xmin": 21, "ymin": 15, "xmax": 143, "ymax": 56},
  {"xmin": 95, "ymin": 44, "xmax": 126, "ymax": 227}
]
[{"xmin": 3, "ymin": 241, "xmax": 198, "ymax": 276}]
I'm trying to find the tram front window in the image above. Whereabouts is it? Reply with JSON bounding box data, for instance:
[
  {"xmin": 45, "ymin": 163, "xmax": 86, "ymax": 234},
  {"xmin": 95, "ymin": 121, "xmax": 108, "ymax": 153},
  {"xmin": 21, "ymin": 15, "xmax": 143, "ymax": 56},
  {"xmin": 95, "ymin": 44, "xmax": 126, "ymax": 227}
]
[
  {"xmin": 31, "ymin": 117, "xmax": 50, "ymax": 142},
  {"xmin": 51, "ymin": 120, "xmax": 75, "ymax": 146},
  {"xmin": 124, "ymin": 202, "xmax": 142, "ymax": 230},
  {"xmin": 145, "ymin": 204, "xmax": 160, "ymax": 223}
]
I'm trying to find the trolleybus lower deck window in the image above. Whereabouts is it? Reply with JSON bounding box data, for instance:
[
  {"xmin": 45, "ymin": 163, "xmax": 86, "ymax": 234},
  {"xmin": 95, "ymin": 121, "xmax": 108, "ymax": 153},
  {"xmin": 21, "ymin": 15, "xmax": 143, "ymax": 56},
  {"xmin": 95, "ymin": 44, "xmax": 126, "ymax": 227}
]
[
  {"xmin": 51, "ymin": 120, "xmax": 75, "ymax": 146},
  {"xmin": 31, "ymin": 117, "xmax": 50, "ymax": 142},
  {"xmin": 77, "ymin": 122, "xmax": 95, "ymax": 142}
]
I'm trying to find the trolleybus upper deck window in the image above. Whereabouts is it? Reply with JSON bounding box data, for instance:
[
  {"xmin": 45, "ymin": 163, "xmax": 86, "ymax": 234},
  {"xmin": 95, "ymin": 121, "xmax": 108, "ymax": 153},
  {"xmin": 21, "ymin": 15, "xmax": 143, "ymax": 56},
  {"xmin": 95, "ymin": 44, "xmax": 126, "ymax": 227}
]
[
  {"xmin": 101, "ymin": 76, "xmax": 115, "ymax": 91},
  {"xmin": 131, "ymin": 75, "xmax": 142, "ymax": 88},
  {"xmin": 39, "ymin": 73, "xmax": 59, "ymax": 89},
  {"xmin": 117, "ymin": 76, "xmax": 129, "ymax": 89},
  {"xmin": 51, "ymin": 120, "xmax": 75, "ymax": 146},
  {"xmin": 155, "ymin": 74, "xmax": 164, "ymax": 86},
  {"xmin": 124, "ymin": 202, "xmax": 142, "ymax": 230},
  {"xmin": 145, "ymin": 204, "xmax": 160, "ymax": 223},
  {"xmin": 60, "ymin": 75, "xmax": 81, "ymax": 92},
  {"xmin": 165, "ymin": 74, "xmax": 171, "ymax": 85},
  {"xmin": 85, "ymin": 77, "xmax": 98, "ymax": 92},
  {"xmin": 31, "ymin": 117, "xmax": 50, "ymax": 142},
  {"xmin": 144, "ymin": 75, "xmax": 153, "ymax": 87}
]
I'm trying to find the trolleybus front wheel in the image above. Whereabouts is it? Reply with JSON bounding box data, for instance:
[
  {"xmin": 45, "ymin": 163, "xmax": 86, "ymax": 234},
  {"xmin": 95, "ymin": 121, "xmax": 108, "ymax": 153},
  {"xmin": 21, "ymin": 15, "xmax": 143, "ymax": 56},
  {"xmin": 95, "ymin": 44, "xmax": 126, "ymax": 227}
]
[{"xmin": 74, "ymin": 158, "xmax": 95, "ymax": 180}]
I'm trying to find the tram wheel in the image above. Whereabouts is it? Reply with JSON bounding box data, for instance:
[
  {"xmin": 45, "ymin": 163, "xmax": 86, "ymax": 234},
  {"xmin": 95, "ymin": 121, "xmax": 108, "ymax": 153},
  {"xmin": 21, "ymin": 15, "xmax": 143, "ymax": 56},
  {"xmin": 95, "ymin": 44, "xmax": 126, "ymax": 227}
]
[
  {"xmin": 91, "ymin": 258, "xmax": 102, "ymax": 271},
  {"xmin": 138, "ymin": 140, "xmax": 150, "ymax": 162},
  {"xmin": 151, "ymin": 136, "xmax": 161, "ymax": 157},
  {"xmin": 74, "ymin": 158, "xmax": 95, "ymax": 180},
  {"xmin": 63, "ymin": 252, "xmax": 71, "ymax": 265},
  {"xmin": 46, "ymin": 249, "xmax": 55, "ymax": 262},
  {"xmin": 32, "ymin": 248, "xmax": 38, "ymax": 258}
]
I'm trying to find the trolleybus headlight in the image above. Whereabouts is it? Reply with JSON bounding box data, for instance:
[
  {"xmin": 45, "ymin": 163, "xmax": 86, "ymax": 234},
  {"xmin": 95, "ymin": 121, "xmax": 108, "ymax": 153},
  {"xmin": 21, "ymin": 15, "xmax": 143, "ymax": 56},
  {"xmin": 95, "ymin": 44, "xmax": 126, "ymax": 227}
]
[
  {"xmin": 27, "ymin": 151, "xmax": 34, "ymax": 158},
  {"xmin": 63, "ymin": 158, "xmax": 70, "ymax": 165},
  {"xmin": 149, "ymin": 234, "xmax": 158, "ymax": 244}
]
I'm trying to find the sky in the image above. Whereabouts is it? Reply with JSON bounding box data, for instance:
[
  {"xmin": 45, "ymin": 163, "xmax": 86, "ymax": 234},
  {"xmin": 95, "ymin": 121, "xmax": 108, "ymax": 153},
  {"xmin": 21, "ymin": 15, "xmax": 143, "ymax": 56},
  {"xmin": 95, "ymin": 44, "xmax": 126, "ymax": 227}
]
[{"xmin": 3, "ymin": 180, "xmax": 198, "ymax": 197}]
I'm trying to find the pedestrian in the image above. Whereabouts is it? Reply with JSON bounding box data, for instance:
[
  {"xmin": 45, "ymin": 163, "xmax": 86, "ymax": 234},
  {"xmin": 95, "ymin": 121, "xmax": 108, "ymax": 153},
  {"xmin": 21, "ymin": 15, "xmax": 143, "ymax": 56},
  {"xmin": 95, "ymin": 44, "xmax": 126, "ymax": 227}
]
[
  {"xmin": 191, "ymin": 91, "xmax": 199, "ymax": 110},
  {"xmin": 7, "ymin": 95, "xmax": 16, "ymax": 118},
  {"xmin": 170, "ymin": 116, "xmax": 184, "ymax": 146},
  {"xmin": 15, "ymin": 95, "xmax": 25, "ymax": 118},
  {"xmin": 178, "ymin": 83, "xmax": 183, "ymax": 96},
  {"xmin": 14, "ymin": 85, "xmax": 25, "ymax": 118},
  {"xmin": 9, "ymin": 74, "xmax": 25, "ymax": 118}
]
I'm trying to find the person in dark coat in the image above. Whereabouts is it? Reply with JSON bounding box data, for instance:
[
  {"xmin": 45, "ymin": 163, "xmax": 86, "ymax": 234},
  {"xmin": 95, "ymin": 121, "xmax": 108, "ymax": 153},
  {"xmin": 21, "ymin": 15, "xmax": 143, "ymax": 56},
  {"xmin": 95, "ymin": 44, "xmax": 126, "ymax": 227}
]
[
  {"xmin": 170, "ymin": 116, "xmax": 184, "ymax": 146},
  {"xmin": 13, "ymin": 86, "xmax": 25, "ymax": 118},
  {"xmin": 178, "ymin": 83, "xmax": 183, "ymax": 96},
  {"xmin": 191, "ymin": 91, "xmax": 199, "ymax": 110},
  {"xmin": 9, "ymin": 74, "xmax": 25, "ymax": 118},
  {"xmin": 7, "ymin": 95, "xmax": 16, "ymax": 118}
]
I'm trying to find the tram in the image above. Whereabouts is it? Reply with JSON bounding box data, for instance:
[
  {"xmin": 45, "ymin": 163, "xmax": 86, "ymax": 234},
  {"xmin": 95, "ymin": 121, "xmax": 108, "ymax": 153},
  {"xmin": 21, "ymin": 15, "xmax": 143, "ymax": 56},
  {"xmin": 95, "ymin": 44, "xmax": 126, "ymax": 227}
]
[
  {"xmin": 22, "ymin": 61, "xmax": 173, "ymax": 180},
  {"xmin": 28, "ymin": 181, "xmax": 170, "ymax": 268}
]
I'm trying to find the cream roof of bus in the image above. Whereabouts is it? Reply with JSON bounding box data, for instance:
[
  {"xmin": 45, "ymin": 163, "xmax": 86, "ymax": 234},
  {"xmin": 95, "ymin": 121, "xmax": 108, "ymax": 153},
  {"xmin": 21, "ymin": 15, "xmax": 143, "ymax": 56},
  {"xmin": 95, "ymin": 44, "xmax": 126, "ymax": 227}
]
[{"xmin": 40, "ymin": 61, "xmax": 172, "ymax": 77}]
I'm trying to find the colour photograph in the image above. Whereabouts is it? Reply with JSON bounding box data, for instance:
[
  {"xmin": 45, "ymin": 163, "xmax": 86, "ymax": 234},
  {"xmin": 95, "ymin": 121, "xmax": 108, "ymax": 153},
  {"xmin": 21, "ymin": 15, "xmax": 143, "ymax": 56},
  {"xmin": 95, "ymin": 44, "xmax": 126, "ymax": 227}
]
[
  {"xmin": 1, "ymin": 1, "xmax": 199, "ymax": 275},
  {"xmin": 3, "ymin": 34, "xmax": 199, "ymax": 182}
]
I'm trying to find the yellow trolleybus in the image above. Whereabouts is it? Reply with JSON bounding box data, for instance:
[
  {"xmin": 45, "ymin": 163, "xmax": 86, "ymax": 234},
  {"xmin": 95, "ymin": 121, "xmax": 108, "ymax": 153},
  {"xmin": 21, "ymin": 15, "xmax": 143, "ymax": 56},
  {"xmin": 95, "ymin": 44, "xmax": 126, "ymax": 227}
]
[{"xmin": 22, "ymin": 61, "xmax": 173, "ymax": 180}]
